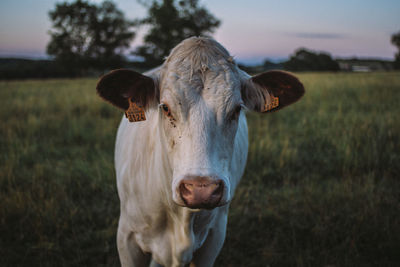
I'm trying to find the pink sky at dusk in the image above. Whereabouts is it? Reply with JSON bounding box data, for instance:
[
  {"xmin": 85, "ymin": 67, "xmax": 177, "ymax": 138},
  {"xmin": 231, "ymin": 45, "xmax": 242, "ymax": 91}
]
[{"xmin": 0, "ymin": 0, "xmax": 399, "ymax": 65}]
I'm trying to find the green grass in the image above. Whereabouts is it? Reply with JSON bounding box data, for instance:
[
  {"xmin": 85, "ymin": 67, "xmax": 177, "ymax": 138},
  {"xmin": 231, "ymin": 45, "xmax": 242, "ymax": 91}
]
[{"xmin": 1, "ymin": 72, "xmax": 399, "ymax": 267}]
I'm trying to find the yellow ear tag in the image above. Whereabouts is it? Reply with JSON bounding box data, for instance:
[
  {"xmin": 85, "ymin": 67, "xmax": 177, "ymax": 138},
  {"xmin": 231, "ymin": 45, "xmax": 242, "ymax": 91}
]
[
  {"xmin": 125, "ymin": 98, "xmax": 146, "ymax": 122},
  {"xmin": 263, "ymin": 96, "xmax": 279, "ymax": 112}
]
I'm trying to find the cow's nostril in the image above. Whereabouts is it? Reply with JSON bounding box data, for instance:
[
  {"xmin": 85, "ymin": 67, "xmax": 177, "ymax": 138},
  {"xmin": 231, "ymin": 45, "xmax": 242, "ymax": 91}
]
[
  {"xmin": 211, "ymin": 181, "xmax": 223, "ymax": 196},
  {"xmin": 180, "ymin": 183, "xmax": 193, "ymax": 197}
]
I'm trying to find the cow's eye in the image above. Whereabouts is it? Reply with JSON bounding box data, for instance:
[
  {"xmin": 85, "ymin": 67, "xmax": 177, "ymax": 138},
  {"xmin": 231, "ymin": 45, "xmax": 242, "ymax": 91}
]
[
  {"xmin": 160, "ymin": 103, "xmax": 172, "ymax": 117},
  {"xmin": 161, "ymin": 104, "xmax": 169, "ymax": 113},
  {"xmin": 229, "ymin": 105, "xmax": 242, "ymax": 121}
]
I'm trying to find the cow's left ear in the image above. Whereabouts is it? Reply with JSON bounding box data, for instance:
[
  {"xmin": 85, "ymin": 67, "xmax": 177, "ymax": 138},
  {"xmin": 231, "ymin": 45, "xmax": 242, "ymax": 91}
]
[
  {"xmin": 96, "ymin": 69, "xmax": 157, "ymax": 111},
  {"xmin": 241, "ymin": 70, "xmax": 305, "ymax": 113}
]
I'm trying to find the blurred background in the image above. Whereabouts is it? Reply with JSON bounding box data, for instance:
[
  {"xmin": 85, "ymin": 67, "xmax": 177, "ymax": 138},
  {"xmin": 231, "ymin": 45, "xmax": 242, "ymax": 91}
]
[
  {"xmin": 0, "ymin": 1, "xmax": 399, "ymax": 267},
  {"xmin": 1, "ymin": 0, "xmax": 399, "ymax": 77}
]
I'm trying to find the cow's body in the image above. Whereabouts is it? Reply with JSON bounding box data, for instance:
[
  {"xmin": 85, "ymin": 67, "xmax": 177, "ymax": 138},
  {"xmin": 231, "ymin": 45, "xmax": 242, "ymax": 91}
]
[
  {"xmin": 115, "ymin": 100, "xmax": 248, "ymax": 266},
  {"xmin": 96, "ymin": 37, "xmax": 304, "ymax": 267}
]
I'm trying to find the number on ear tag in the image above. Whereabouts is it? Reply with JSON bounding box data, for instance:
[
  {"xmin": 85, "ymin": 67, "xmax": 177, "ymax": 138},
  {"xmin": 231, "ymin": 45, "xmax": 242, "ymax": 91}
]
[
  {"xmin": 263, "ymin": 96, "xmax": 279, "ymax": 112},
  {"xmin": 125, "ymin": 98, "xmax": 146, "ymax": 122}
]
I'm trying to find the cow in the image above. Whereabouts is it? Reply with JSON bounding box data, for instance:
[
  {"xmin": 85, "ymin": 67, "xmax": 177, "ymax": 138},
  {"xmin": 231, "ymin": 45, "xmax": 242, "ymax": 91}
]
[{"xmin": 96, "ymin": 37, "xmax": 304, "ymax": 267}]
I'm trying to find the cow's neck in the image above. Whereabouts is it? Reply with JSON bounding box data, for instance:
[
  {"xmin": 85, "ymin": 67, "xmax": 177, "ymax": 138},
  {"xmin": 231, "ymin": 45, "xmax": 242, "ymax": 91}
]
[{"xmin": 165, "ymin": 204, "xmax": 218, "ymax": 265}]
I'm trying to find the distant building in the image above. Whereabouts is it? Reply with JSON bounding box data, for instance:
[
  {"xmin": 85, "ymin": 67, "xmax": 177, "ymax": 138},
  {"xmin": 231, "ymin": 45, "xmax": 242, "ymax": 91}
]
[
  {"xmin": 237, "ymin": 57, "xmax": 395, "ymax": 75},
  {"xmin": 336, "ymin": 58, "xmax": 394, "ymax": 72}
]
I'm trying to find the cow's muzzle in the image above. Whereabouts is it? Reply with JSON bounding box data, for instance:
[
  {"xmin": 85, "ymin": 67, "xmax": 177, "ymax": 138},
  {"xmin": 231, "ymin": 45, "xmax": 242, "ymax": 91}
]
[{"xmin": 178, "ymin": 176, "xmax": 225, "ymax": 209}]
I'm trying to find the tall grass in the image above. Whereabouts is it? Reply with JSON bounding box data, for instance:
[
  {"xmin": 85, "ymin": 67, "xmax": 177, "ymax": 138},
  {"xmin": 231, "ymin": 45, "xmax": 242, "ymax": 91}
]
[
  {"xmin": 217, "ymin": 72, "xmax": 400, "ymax": 267},
  {"xmin": 0, "ymin": 79, "xmax": 121, "ymax": 266},
  {"xmin": 1, "ymin": 72, "xmax": 399, "ymax": 266}
]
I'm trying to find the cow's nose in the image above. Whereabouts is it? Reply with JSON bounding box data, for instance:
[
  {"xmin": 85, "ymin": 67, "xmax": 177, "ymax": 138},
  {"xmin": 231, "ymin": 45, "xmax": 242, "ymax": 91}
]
[{"xmin": 179, "ymin": 177, "xmax": 224, "ymax": 209}]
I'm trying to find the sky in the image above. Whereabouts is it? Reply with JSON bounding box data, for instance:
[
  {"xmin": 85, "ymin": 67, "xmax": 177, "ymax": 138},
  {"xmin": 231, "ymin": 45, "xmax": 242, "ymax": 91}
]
[{"xmin": 0, "ymin": 0, "xmax": 399, "ymax": 65}]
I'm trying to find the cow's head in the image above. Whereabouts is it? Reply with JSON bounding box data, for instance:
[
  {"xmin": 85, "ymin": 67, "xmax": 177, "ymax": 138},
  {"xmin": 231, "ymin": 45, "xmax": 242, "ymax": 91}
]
[{"xmin": 97, "ymin": 37, "xmax": 304, "ymax": 210}]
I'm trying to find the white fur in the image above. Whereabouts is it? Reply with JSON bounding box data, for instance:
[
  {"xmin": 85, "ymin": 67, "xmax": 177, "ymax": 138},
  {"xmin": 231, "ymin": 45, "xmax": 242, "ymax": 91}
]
[{"xmin": 115, "ymin": 37, "xmax": 249, "ymax": 267}]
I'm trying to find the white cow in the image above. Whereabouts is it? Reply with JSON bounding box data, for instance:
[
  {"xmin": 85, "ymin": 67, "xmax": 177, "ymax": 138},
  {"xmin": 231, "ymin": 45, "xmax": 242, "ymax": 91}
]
[{"xmin": 96, "ymin": 37, "xmax": 304, "ymax": 267}]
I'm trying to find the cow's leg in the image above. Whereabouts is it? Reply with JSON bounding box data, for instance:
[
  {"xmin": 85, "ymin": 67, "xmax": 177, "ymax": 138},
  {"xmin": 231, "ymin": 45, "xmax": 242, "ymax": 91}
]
[
  {"xmin": 117, "ymin": 221, "xmax": 151, "ymax": 267},
  {"xmin": 190, "ymin": 212, "xmax": 228, "ymax": 267}
]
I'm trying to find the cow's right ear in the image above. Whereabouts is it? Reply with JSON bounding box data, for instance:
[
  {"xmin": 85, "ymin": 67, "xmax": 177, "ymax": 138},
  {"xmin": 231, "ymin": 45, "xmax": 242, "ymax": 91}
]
[{"xmin": 96, "ymin": 69, "xmax": 157, "ymax": 110}]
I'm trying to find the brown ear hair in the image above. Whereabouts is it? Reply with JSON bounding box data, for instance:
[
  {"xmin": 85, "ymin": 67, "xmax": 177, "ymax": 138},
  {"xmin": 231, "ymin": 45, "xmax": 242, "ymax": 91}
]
[
  {"xmin": 96, "ymin": 69, "xmax": 156, "ymax": 110},
  {"xmin": 242, "ymin": 70, "xmax": 305, "ymax": 113}
]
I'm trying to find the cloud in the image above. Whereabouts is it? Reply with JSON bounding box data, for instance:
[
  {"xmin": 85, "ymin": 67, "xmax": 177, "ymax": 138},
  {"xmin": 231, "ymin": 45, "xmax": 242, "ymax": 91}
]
[{"xmin": 288, "ymin": 32, "xmax": 347, "ymax": 39}]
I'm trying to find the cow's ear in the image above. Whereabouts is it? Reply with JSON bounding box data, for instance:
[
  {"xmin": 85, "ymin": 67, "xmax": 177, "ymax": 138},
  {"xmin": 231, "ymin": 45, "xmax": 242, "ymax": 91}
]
[
  {"xmin": 96, "ymin": 69, "xmax": 157, "ymax": 110},
  {"xmin": 241, "ymin": 70, "xmax": 305, "ymax": 113}
]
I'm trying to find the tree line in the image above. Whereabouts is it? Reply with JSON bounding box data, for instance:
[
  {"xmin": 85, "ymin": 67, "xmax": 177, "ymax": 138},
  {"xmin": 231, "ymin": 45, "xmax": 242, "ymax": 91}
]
[
  {"xmin": 46, "ymin": 0, "xmax": 220, "ymax": 76},
  {"xmin": 1, "ymin": 0, "xmax": 399, "ymax": 79}
]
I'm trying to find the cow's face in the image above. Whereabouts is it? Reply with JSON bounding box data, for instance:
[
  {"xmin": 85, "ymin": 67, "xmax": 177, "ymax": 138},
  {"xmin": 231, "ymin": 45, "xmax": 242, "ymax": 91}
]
[
  {"xmin": 96, "ymin": 37, "xmax": 304, "ymax": 210},
  {"xmin": 158, "ymin": 58, "xmax": 244, "ymax": 209}
]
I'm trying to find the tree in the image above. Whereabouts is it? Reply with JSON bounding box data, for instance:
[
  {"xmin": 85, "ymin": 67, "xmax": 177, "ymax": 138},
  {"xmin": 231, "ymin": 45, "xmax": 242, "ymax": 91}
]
[
  {"xmin": 284, "ymin": 48, "xmax": 339, "ymax": 72},
  {"xmin": 47, "ymin": 0, "xmax": 135, "ymax": 75},
  {"xmin": 391, "ymin": 31, "xmax": 400, "ymax": 69},
  {"xmin": 134, "ymin": 0, "xmax": 220, "ymax": 67}
]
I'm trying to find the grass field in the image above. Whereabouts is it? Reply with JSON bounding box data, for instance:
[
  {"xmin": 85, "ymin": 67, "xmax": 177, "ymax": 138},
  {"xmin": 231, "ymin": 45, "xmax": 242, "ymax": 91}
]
[{"xmin": 0, "ymin": 72, "xmax": 399, "ymax": 267}]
